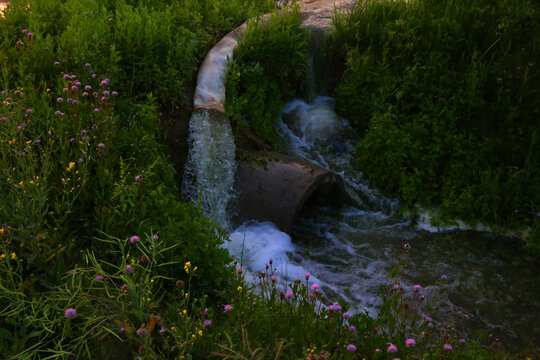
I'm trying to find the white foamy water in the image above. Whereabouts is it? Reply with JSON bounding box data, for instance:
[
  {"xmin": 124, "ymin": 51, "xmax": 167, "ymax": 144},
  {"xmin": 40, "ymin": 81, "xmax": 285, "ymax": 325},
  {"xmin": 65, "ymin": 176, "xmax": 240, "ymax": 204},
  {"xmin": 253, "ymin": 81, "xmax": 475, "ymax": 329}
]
[
  {"xmin": 223, "ymin": 97, "xmax": 540, "ymax": 355},
  {"xmin": 182, "ymin": 109, "xmax": 237, "ymax": 227}
]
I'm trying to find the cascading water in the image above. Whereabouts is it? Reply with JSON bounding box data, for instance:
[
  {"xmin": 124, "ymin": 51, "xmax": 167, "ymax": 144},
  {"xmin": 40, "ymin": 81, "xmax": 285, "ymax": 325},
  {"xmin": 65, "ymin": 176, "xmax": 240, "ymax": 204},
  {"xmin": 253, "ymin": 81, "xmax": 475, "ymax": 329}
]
[
  {"xmin": 225, "ymin": 96, "xmax": 540, "ymax": 356},
  {"xmin": 182, "ymin": 109, "xmax": 237, "ymax": 227}
]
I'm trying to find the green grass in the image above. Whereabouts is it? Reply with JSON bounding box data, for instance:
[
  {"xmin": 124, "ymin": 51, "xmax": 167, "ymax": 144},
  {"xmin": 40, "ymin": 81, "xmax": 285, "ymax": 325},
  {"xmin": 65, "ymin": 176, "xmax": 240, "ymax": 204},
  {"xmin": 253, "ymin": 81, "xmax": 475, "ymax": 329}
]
[
  {"xmin": 0, "ymin": 0, "xmax": 519, "ymax": 357},
  {"xmin": 332, "ymin": 0, "xmax": 540, "ymax": 248},
  {"xmin": 225, "ymin": 4, "xmax": 308, "ymax": 147}
]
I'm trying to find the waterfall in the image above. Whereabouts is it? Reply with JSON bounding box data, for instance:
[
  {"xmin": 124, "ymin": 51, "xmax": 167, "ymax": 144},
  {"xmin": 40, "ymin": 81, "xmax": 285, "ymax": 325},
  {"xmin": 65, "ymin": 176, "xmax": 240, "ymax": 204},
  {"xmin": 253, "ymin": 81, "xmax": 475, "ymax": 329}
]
[{"xmin": 181, "ymin": 109, "xmax": 237, "ymax": 228}]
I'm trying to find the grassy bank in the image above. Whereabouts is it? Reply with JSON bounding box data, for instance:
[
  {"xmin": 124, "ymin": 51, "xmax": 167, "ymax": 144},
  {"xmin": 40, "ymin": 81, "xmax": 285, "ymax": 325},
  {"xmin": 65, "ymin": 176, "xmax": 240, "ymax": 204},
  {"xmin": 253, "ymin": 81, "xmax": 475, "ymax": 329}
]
[
  {"xmin": 333, "ymin": 0, "xmax": 539, "ymax": 248},
  {"xmin": 0, "ymin": 0, "xmax": 512, "ymax": 358}
]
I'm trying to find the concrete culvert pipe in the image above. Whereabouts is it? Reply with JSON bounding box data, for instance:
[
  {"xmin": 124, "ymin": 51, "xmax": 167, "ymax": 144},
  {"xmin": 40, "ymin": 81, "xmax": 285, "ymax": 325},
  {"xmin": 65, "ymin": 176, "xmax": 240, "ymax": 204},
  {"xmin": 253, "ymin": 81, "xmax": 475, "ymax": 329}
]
[{"xmin": 236, "ymin": 152, "xmax": 345, "ymax": 233}]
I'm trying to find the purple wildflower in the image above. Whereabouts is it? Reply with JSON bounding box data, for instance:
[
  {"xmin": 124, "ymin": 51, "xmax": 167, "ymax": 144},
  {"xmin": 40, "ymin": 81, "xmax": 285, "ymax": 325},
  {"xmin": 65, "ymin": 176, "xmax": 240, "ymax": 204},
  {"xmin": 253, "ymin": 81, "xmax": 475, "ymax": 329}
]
[
  {"xmin": 64, "ymin": 308, "xmax": 77, "ymax": 318},
  {"xmin": 98, "ymin": 142, "xmax": 105, "ymax": 149},
  {"xmin": 443, "ymin": 344, "xmax": 453, "ymax": 351},
  {"xmin": 387, "ymin": 343, "xmax": 398, "ymax": 353},
  {"xmin": 311, "ymin": 283, "xmax": 320, "ymax": 293},
  {"xmin": 348, "ymin": 325, "xmax": 356, "ymax": 332},
  {"xmin": 152, "ymin": 234, "xmax": 159, "ymax": 240},
  {"xmin": 159, "ymin": 327, "xmax": 166, "ymax": 333},
  {"xmin": 203, "ymin": 320, "xmax": 212, "ymax": 326},
  {"xmin": 305, "ymin": 272, "xmax": 310, "ymax": 279},
  {"xmin": 54, "ymin": 61, "xmax": 60, "ymax": 65},
  {"xmin": 403, "ymin": 243, "xmax": 411, "ymax": 250},
  {"xmin": 26, "ymin": 109, "xmax": 32, "ymax": 114},
  {"xmin": 405, "ymin": 338, "xmax": 416, "ymax": 348},
  {"xmin": 224, "ymin": 304, "xmax": 233, "ymax": 312},
  {"xmin": 57, "ymin": 97, "xmax": 63, "ymax": 103},
  {"xmin": 285, "ymin": 290, "xmax": 294, "ymax": 299},
  {"xmin": 78, "ymin": 158, "xmax": 84, "ymax": 164},
  {"xmin": 125, "ymin": 265, "xmax": 133, "ymax": 274},
  {"xmin": 441, "ymin": 274, "xmax": 448, "ymax": 280},
  {"xmin": 342, "ymin": 312, "xmax": 350, "ymax": 319},
  {"xmin": 93, "ymin": 108, "xmax": 99, "ymax": 113},
  {"xmin": 413, "ymin": 284, "xmax": 422, "ymax": 292},
  {"xmin": 134, "ymin": 175, "xmax": 142, "ymax": 182},
  {"xmin": 130, "ymin": 235, "xmax": 140, "ymax": 243},
  {"xmin": 85, "ymin": 63, "xmax": 91, "ymax": 67},
  {"xmin": 85, "ymin": 85, "xmax": 92, "ymax": 90},
  {"xmin": 347, "ymin": 344, "xmax": 356, "ymax": 352},
  {"xmin": 95, "ymin": 274, "xmax": 104, "ymax": 280},
  {"xmin": 103, "ymin": 90, "xmax": 110, "ymax": 96}
]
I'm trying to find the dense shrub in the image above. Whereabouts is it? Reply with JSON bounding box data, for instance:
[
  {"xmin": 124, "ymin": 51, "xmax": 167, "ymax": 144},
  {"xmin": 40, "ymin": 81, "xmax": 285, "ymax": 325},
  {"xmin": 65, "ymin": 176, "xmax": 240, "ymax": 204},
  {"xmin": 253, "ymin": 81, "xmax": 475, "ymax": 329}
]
[
  {"xmin": 333, "ymin": 0, "xmax": 540, "ymax": 246},
  {"xmin": 226, "ymin": 5, "xmax": 308, "ymax": 146},
  {"xmin": 0, "ymin": 0, "xmax": 274, "ymax": 347}
]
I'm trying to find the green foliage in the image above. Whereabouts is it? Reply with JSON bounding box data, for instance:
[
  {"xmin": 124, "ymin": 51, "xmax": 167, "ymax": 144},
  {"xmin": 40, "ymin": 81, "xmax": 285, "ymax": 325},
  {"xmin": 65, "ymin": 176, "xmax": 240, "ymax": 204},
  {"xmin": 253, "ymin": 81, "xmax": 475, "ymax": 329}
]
[
  {"xmin": 0, "ymin": 238, "xmax": 503, "ymax": 358},
  {"xmin": 333, "ymin": 0, "xmax": 540, "ymax": 241},
  {"xmin": 0, "ymin": 0, "xmax": 277, "ymax": 305},
  {"xmin": 226, "ymin": 5, "xmax": 308, "ymax": 146}
]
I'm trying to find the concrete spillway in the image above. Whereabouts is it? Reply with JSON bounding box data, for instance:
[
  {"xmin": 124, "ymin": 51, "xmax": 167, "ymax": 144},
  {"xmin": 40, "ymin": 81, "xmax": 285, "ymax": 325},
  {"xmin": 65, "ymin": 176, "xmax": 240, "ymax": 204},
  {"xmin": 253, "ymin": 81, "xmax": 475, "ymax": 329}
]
[
  {"xmin": 185, "ymin": 0, "xmax": 353, "ymax": 230},
  {"xmin": 236, "ymin": 153, "xmax": 345, "ymax": 233}
]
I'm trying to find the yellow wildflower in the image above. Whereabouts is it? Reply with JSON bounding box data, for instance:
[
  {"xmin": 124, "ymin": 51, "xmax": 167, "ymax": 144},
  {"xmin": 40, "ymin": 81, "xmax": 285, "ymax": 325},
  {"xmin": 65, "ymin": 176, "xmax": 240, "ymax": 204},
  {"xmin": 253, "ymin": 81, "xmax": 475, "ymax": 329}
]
[
  {"xmin": 46, "ymin": 88, "xmax": 50, "ymax": 92},
  {"xmin": 66, "ymin": 162, "xmax": 75, "ymax": 172},
  {"xmin": 18, "ymin": 181, "xmax": 24, "ymax": 186},
  {"xmin": 8, "ymin": 139, "xmax": 15, "ymax": 145},
  {"xmin": 26, "ymin": 140, "xmax": 32, "ymax": 145},
  {"xmin": 184, "ymin": 261, "xmax": 191, "ymax": 273},
  {"xmin": 237, "ymin": 286, "xmax": 242, "ymax": 291},
  {"xmin": 183, "ymin": 309, "xmax": 187, "ymax": 315},
  {"xmin": 11, "ymin": 252, "xmax": 16, "ymax": 260},
  {"xmin": 198, "ymin": 330, "xmax": 203, "ymax": 336},
  {"xmin": 191, "ymin": 334, "xmax": 196, "ymax": 339},
  {"xmin": 0, "ymin": 254, "xmax": 5, "ymax": 259},
  {"xmin": 0, "ymin": 227, "xmax": 4, "ymax": 235},
  {"xmin": 171, "ymin": 326, "xmax": 176, "ymax": 332}
]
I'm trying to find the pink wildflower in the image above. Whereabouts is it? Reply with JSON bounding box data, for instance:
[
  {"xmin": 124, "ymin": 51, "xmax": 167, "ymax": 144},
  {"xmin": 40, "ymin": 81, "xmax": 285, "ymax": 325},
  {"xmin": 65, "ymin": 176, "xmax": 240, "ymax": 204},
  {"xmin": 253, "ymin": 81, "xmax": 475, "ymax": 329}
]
[
  {"xmin": 387, "ymin": 343, "xmax": 398, "ymax": 353},
  {"xmin": 64, "ymin": 308, "xmax": 77, "ymax": 318}
]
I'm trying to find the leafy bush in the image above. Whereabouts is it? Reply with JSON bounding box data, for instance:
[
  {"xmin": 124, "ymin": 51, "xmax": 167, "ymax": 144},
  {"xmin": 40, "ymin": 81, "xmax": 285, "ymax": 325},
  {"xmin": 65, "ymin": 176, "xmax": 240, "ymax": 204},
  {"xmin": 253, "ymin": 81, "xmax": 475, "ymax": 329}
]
[
  {"xmin": 226, "ymin": 5, "xmax": 308, "ymax": 146},
  {"xmin": 0, "ymin": 0, "xmax": 277, "ymax": 301},
  {"xmin": 333, "ymin": 0, "xmax": 540, "ymax": 244}
]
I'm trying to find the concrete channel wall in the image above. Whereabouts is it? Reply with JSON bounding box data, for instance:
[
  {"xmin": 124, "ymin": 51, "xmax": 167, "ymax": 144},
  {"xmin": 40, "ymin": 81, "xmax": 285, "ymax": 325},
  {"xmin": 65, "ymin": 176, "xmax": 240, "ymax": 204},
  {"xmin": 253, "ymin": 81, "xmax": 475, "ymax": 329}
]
[{"xmin": 192, "ymin": 0, "xmax": 355, "ymax": 232}]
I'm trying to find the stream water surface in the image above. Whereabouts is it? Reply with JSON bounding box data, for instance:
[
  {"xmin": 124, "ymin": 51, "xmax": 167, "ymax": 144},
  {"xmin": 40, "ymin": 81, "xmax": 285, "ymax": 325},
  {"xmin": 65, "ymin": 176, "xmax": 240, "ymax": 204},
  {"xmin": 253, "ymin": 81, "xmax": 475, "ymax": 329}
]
[{"xmin": 225, "ymin": 97, "xmax": 540, "ymax": 356}]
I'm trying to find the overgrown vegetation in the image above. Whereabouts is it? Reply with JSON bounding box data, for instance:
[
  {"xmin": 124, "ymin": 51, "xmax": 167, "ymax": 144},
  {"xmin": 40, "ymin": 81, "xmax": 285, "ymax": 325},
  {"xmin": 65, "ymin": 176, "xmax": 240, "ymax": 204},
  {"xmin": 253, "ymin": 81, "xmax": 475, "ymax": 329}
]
[
  {"xmin": 333, "ymin": 0, "xmax": 540, "ymax": 248},
  {"xmin": 0, "ymin": 0, "xmax": 521, "ymax": 357},
  {"xmin": 225, "ymin": 5, "xmax": 308, "ymax": 146}
]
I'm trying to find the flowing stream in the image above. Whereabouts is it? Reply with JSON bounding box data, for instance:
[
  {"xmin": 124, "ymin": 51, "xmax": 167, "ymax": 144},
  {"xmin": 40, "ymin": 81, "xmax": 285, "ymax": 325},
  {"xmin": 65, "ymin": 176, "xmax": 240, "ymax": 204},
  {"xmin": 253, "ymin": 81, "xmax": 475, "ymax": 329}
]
[
  {"xmin": 182, "ymin": 109, "xmax": 237, "ymax": 228},
  {"xmin": 224, "ymin": 97, "xmax": 540, "ymax": 356}
]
